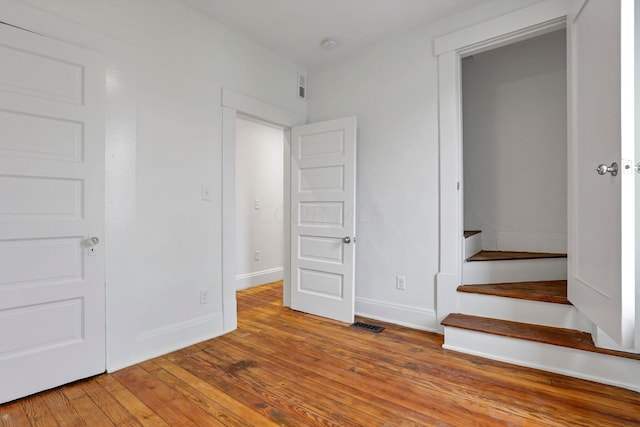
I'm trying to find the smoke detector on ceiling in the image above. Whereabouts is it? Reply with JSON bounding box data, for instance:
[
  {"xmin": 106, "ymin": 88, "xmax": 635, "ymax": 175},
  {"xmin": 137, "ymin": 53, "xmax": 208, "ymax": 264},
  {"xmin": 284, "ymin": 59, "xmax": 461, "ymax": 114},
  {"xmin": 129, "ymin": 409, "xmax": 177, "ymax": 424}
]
[{"xmin": 320, "ymin": 38, "xmax": 338, "ymax": 50}]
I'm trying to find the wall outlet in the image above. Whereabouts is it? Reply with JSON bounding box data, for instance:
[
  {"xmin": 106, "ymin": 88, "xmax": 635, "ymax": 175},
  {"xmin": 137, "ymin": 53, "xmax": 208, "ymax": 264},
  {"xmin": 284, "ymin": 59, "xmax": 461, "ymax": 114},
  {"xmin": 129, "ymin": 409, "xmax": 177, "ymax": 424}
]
[
  {"xmin": 396, "ymin": 275, "xmax": 406, "ymax": 290},
  {"xmin": 254, "ymin": 199, "xmax": 260, "ymax": 210},
  {"xmin": 254, "ymin": 251, "xmax": 260, "ymax": 261},
  {"xmin": 200, "ymin": 289, "xmax": 210, "ymax": 304}
]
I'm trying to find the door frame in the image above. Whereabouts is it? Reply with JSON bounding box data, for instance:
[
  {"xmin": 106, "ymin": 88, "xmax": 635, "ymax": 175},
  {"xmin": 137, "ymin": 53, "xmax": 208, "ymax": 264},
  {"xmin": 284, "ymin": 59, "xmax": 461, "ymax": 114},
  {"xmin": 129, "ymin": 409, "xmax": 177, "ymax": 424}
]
[
  {"xmin": 433, "ymin": 0, "xmax": 576, "ymax": 330},
  {"xmin": 220, "ymin": 88, "xmax": 305, "ymax": 332}
]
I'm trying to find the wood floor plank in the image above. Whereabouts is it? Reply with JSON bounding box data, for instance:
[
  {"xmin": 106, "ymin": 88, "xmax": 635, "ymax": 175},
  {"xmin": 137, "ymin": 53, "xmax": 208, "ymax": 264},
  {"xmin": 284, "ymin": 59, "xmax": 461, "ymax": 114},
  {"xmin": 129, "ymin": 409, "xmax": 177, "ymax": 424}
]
[
  {"xmin": 94, "ymin": 375, "xmax": 168, "ymax": 427},
  {"xmin": 237, "ymin": 311, "xmax": 571, "ymax": 426},
  {"xmin": 78, "ymin": 376, "xmax": 142, "ymax": 427},
  {"xmin": 0, "ymin": 400, "xmax": 32, "ymax": 427},
  {"xmin": 57, "ymin": 381, "xmax": 113, "ymax": 426},
  {"xmin": 214, "ymin": 328, "xmax": 467, "ymax": 426},
  {"xmin": 140, "ymin": 359, "xmax": 274, "ymax": 427},
  {"xmin": 201, "ymin": 335, "xmax": 412, "ymax": 426},
  {"xmin": 20, "ymin": 395, "xmax": 58, "ymax": 427},
  {"xmin": 41, "ymin": 388, "xmax": 85, "ymax": 427},
  {"xmin": 150, "ymin": 357, "xmax": 280, "ymax": 427},
  {"xmin": 112, "ymin": 366, "xmax": 222, "ymax": 427},
  {"xmin": 171, "ymin": 352, "xmax": 320, "ymax": 426},
  {"xmin": 188, "ymin": 348, "xmax": 343, "ymax": 426},
  {"xmin": 3, "ymin": 281, "xmax": 639, "ymax": 426}
]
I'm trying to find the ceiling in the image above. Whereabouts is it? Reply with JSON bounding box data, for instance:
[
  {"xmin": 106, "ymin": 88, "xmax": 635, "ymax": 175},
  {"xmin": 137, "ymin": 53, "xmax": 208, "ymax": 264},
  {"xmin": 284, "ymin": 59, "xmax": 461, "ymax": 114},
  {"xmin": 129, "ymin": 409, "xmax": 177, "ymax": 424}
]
[{"xmin": 178, "ymin": 0, "xmax": 494, "ymax": 69}]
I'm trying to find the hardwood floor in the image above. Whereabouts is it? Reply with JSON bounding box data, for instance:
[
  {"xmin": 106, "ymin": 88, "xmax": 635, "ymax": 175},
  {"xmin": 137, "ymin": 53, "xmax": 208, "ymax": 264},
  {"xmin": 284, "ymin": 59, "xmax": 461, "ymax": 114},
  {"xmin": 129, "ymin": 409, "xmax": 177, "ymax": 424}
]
[{"xmin": 2, "ymin": 281, "xmax": 639, "ymax": 426}]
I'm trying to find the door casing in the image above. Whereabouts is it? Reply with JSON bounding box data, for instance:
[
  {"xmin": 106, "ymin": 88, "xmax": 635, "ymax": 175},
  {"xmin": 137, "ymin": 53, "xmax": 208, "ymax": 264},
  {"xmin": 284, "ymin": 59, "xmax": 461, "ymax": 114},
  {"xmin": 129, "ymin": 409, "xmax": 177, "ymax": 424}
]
[
  {"xmin": 433, "ymin": 0, "xmax": 576, "ymax": 330},
  {"xmin": 221, "ymin": 89, "xmax": 306, "ymax": 332}
]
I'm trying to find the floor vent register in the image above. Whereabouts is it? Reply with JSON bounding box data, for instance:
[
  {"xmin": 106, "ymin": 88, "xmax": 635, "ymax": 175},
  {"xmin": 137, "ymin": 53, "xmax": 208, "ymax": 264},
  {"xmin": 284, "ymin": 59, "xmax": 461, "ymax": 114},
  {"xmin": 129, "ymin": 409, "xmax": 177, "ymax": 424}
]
[{"xmin": 351, "ymin": 322, "xmax": 385, "ymax": 333}]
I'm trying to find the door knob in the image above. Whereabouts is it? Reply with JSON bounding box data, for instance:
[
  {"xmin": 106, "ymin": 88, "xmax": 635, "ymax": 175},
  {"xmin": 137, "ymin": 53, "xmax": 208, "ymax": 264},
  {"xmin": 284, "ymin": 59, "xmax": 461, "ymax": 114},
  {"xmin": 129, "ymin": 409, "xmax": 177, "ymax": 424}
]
[
  {"xmin": 343, "ymin": 236, "xmax": 351, "ymax": 244},
  {"xmin": 596, "ymin": 162, "xmax": 618, "ymax": 176},
  {"xmin": 85, "ymin": 236, "xmax": 100, "ymax": 247}
]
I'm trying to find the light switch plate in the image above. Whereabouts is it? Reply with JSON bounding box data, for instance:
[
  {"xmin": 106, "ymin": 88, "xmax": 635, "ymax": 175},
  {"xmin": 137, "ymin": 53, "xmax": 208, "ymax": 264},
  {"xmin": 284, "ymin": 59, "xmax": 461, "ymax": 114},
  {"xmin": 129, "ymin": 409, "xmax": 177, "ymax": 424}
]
[{"xmin": 201, "ymin": 185, "xmax": 212, "ymax": 201}]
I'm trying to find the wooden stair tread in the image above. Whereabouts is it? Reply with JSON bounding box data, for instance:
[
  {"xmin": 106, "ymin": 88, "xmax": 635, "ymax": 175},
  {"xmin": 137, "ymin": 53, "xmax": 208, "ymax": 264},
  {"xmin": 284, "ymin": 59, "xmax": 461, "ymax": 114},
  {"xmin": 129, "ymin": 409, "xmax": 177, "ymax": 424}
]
[
  {"xmin": 457, "ymin": 280, "xmax": 570, "ymax": 304},
  {"xmin": 464, "ymin": 230, "xmax": 481, "ymax": 238},
  {"xmin": 467, "ymin": 250, "xmax": 567, "ymax": 262},
  {"xmin": 442, "ymin": 314, "xmax": 640, "ymax": 361}
]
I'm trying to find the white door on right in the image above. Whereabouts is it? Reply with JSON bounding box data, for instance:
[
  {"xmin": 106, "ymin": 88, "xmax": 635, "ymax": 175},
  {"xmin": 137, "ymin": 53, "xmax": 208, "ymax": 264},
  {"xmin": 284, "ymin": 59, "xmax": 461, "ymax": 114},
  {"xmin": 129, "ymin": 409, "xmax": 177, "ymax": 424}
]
[{"xmin": 568, "ymin": 0, "xmax": 635, "ymax": 348}]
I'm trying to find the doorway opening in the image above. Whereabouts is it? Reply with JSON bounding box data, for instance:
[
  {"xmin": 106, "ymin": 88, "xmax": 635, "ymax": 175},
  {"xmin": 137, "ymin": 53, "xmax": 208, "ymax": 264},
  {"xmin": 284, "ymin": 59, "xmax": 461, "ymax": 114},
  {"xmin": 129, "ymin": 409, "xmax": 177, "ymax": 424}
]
[
  {"xmin": 235, "ymin": 116, "xmax": 285, "ymax": 291},
  {"xmin": 221, "ymin": 90, "xmax": 358, "ymax": 329},
  {"xmin": 461, "ymin": 29, "xmax": 568, "ymax": 258},
  {"xmin": 221, "ymin": 89, "xmax": 304, "ymax": 333}
]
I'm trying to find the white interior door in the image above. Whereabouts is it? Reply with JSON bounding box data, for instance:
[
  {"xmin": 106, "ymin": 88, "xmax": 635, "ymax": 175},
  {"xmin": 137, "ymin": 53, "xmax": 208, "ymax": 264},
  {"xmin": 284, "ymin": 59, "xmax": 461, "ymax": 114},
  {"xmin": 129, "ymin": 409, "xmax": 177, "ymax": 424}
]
[
  {"xmin": 290, "ymin": 117, "xmax": 356, "ymax": 323},
  {"xmin": 568, "ymin": 0, "xmax": 635, "ymax": 348},
  {"xmin": 0, "ymin": 24, "xmax": 106, "ymax": 403}
]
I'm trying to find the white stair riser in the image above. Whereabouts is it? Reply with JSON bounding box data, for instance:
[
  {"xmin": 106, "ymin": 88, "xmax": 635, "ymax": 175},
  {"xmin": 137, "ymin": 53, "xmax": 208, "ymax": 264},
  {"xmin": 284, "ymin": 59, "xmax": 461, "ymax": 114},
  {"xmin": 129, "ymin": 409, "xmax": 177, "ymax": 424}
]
[
  {"xmin": 464, "ymin": 234, "xmax": 482, "ymax": 259},
  {"xmin": 457, "ymin": 293, "xmax": 592, "ymax": 332},
  {"xmin": 443, "ymin": 326, "xmax": 640, "ymax": 393},
  {"xmin": 463, "ymin": 258, "xmax": 566, "ymax": 284}
]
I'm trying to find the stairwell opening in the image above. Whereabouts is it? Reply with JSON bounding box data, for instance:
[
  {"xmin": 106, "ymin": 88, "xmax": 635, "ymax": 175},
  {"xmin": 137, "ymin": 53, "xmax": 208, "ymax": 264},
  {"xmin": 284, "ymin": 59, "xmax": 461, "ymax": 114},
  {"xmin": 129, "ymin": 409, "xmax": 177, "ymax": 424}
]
[{"xmin": 461, "ymin": 29, "xmax": 568, "ymax": 261}]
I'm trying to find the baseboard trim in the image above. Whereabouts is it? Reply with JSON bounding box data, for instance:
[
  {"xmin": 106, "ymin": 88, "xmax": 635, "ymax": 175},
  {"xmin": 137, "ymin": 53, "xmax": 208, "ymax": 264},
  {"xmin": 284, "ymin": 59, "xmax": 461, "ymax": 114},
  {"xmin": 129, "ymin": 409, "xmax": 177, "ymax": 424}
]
[
  {"xmin": 235, "ymin": 267, "xmax": 283, "ymax": 290},
  {"xmin": 107, "ymin": 313, "xmax": 225, "ymax": 373},
  {"xmin": 355, "ymin": 297, "xmax": 438, "ymax": 333}
]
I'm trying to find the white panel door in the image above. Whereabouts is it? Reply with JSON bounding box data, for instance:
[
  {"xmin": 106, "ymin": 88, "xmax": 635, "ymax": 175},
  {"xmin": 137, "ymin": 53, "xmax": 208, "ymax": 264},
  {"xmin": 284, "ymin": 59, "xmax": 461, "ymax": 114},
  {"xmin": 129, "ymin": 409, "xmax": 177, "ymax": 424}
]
[
  {"xmin": 0, "ymin": 24, "xmax": 106, "ymax": 403},
  {"xmin": 568, "ymin": 0, "xmax": 635, "ymax": 347},
  {"xmin": 291, "ymin": 117, "xmax": 356, "ymax": 323}
]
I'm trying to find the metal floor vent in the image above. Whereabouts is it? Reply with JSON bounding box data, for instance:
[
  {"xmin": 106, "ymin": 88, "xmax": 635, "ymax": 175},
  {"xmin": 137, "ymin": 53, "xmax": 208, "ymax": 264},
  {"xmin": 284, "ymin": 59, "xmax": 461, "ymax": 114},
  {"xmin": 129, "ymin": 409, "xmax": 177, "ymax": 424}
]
[{"xmin": 351, "ymin": 322, "xmax": 385, "ymax": 333}]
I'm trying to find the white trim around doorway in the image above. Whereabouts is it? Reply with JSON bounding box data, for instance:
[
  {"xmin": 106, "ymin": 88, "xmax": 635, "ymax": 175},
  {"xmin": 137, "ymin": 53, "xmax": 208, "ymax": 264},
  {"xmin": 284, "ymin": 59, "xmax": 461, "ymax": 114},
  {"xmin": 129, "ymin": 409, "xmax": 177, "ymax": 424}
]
[
  {"xmin": 220, "ymin": 88, "xmax": 305, "ymax": 333},
  {"xmin": 433, "ymin": 0, "xmax": 575, "ymax": 332}
]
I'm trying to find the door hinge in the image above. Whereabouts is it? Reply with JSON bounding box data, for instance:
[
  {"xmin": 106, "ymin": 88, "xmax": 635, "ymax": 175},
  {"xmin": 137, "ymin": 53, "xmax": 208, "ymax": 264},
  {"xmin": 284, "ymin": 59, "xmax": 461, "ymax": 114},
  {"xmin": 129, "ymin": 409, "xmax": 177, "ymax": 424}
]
[{"xmin": 457, "ymin": 182, "xmax": 460, "ymax": 190}]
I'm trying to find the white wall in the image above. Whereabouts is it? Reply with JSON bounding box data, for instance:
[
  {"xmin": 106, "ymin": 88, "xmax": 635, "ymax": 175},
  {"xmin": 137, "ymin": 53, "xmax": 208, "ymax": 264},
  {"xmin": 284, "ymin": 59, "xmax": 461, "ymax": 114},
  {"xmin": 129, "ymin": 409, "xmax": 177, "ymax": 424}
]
[
  {"xmin": 306, "ymin": 0, "xmax": 542, "ymax": 331},
  {"xmin": 462, "ymin": 29, "xmax": 567, "ymax": 253},
  {"xmin": 235, "ymin": 118, "xmax": 284, "ymax": 290},
  {"xmin": 9, "ymin": 0, "xmax": 306, "ymax": 371}
]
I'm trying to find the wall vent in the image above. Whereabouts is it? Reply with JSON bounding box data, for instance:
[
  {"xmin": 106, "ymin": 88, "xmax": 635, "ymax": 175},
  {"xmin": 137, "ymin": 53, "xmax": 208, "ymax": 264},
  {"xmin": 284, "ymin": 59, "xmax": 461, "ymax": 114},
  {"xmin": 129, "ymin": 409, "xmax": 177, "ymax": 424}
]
[{"xmin": 297, "ymin": 73, "xmax": 307, "ymax": 101}]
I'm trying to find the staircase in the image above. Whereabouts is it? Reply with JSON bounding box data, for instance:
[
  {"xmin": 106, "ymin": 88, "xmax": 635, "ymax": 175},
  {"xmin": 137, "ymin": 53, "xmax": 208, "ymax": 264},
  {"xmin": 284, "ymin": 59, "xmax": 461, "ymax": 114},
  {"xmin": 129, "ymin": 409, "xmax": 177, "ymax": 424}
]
[{"xmin": 441, "ymin": 231, "xmax": 640, "ymax": 393}]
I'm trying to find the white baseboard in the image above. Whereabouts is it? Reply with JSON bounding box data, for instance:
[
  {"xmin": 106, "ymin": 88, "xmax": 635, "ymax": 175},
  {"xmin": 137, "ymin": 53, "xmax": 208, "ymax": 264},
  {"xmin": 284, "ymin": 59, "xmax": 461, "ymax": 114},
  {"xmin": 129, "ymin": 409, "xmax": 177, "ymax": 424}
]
[
  {"xmin": 107, "ymin": 313, "xmax": 224, "ymax": 373},
  {"xmin": 235, "ymin": 267, "xmax": 283, "ymax": 290},
  {"xmin": 223, "ymin": 299, "xmax": 238, "ymax": 333},
  {"xmin": 355, "ymin": 296, "xmax": 438, "ymax": 332}
]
